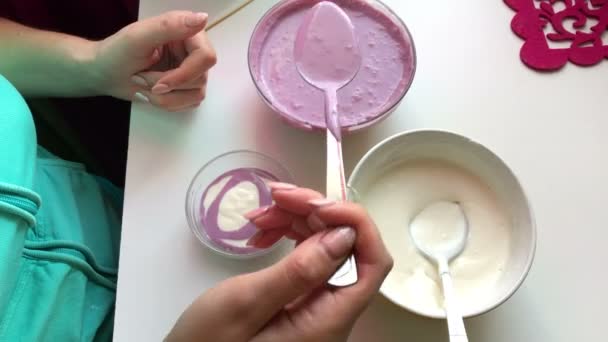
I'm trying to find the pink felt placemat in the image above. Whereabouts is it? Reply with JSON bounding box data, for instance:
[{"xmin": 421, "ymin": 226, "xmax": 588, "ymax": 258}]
[{"xmin": 505, "ymin": 0, "xmax": 608, "ymax": 70}]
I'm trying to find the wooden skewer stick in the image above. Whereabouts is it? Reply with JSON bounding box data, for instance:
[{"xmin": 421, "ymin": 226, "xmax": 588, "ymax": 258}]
[{"xmin": 206, "ymin": 0, "xmax": 256, "ymax": 31}]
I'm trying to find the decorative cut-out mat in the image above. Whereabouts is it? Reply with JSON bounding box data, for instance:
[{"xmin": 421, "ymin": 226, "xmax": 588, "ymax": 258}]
[{"xmin": 505, "ymin": 0, "xmax": 608, "ymax": 70}]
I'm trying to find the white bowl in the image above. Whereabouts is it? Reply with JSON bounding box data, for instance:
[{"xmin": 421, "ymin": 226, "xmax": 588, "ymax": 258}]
[{"xmin": 347, "ymin": 130, "xmax": 536, "ymax": 318}]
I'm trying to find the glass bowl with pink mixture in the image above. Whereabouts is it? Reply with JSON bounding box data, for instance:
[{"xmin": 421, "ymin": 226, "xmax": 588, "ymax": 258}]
[
  {"xmin": 248, "ymin": 0, "xmax": 416, "ymax": 133},
  {"xmin": 186, "ymin": 150, "xmax": 293, "ymax": 258}
]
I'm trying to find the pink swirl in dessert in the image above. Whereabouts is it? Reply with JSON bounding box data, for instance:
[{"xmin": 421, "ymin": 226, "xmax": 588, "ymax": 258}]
[{"xmin": 200, "ymin": 168, "xmax": 277, "ymax": 254}]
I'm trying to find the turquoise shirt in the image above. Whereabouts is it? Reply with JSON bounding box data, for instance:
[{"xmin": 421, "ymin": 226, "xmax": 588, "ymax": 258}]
[{"xmin": 0, "ymin": 75, "xmax": 121, "ymax": 341}]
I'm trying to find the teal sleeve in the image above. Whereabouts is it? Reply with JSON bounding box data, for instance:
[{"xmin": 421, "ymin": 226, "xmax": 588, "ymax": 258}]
[
  {"xmin": 0, "ymin": 74, "xmax": 39, "ymax": 317},
  {"xmin": 0, "ymin": 75, "xmax": 121, "ymax": 341}
]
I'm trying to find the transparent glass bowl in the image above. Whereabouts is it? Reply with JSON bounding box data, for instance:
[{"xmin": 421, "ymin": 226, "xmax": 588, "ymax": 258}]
[
  {"xmin": 185, "ymin": 150, "xmax": 294, "ymax": 259},
  {"xmin": 248, "ymin": 0, "xmax": 417, "ymax": 134}
]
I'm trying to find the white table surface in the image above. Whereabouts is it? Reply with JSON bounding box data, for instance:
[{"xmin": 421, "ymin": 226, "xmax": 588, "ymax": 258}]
[{"xmin": 114, "ymin": 1, "xmax": 608, "ymax": 341}]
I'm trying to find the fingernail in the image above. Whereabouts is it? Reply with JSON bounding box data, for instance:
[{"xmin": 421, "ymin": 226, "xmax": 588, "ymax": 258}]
[
  {"xmin": 268, "ymin": 182, "xmax": 297, "ymax": 191},
  {"xmin": 185, "ymin": 12, "xmax": 208, "ymax": 27},
  {"xmin": 246, "ymin": 230, "xmax": 264, "ymax": 247},
  {"xmin": 308, "ymin": 198, "xmax": 335, "ymax": 208},
  {"xmin": 131, "ymin": 75, "xmax": 148, "ymax": 88},
  {"xmin": 307, "ymin": 212, "xmax": 327, "ymax": 232},
  {"xmin": 133, "ymin": 92, "xmax": 149, "ymax": 103},
  {"xmin": 321, "ymin": 226, "xmax": 356, "ymax": 258},
  {"xmin": 152, "ymin": 83, "xmax": 170, "ymax": 94},
  {"xmin": 244, "ymin": 206, "xmax": 271, "ymax": 221}
]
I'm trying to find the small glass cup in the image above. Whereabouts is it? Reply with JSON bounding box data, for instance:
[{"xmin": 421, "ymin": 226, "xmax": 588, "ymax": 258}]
[{"xmin": 185, "ymin": 150, "xmax": 294, "ymax": 259}]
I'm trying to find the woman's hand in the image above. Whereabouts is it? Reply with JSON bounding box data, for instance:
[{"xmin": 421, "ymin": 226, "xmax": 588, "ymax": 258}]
[
  {"xmin": 0, "ymin": 11, "xmax": 215, "ymax": 105},
  {"xmin": 166, "ymin": 185, "xmax": 393, "ymax": 342},
  {"xmin": 94, "ymin": 10, "xmax": 217, "ymax": 111}
]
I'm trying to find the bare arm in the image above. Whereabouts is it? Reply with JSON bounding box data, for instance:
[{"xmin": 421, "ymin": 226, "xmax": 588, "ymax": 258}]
[
  {"xmin": 0, "ymin": 18, "xmax": 99, "ymax": 97},
  {"xmin": 0, "ymin": 12, "xmax": 216, "ymax": 111}
]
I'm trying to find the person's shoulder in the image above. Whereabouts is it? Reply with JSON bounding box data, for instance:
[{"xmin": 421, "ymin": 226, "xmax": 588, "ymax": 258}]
[{"xmin": 0, "ymin": 74, "xmax": 31, "ymax": 122}]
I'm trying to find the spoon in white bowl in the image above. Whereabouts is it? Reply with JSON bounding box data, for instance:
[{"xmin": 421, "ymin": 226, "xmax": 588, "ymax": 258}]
[
  {"xmin": 294, "ymin": 1, "xmax": 361, "ymax": 286},
  {"xmin": 409, "ymin": 201, "xmax": 470, "ymax": 342}
]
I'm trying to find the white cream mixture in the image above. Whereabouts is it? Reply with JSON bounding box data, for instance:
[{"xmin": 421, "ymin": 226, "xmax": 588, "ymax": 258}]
[
  {"xmin": 203, "ymin": 177, "xmax": 261, "ymax": 248},
  {"xmin": 359, "ymin": 159, "xmax": 511, "ymax": 316}
]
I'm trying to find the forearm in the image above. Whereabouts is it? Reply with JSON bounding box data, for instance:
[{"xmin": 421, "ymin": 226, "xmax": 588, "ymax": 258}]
[{"xmin": 0, "ymin": 18, "xmax": 100, "ymax": 97}]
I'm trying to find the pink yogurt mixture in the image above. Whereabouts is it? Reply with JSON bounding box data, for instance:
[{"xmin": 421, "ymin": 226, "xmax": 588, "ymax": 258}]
[{"xmin": 249, "ymin": 0, "xmax": 416, "ymax": 131}]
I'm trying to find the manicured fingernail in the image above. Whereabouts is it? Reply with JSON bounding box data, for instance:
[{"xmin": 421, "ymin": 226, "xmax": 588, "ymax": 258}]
[
  {"xmin": 268, "ymin": 182, "xmax": 297, "ymax": 191},
  {"xmin": 131, "ymin": 75, "xmax": 148, "ymax": 87},
  {"xmin": 152, "ymin": 83, "xmax": 170, "ymax": 94},
  {"xmin": 321, "ymin": 226, "xmax": 356, "ymax": 258},
  {"xmin": 246, "ymin": 230, "xmax": 264, "ymax": 247},
  {"xmin": 133, "ymin": 92, "xmax": 149, "ymax": 103},
  {"xmin": 244, "ymin": 206, "xmax": 271, "ymax": 221},
  {"xmin": 185, "ymin": 12, "xmax": 208, "ymax": 27},
  {"xmin": 308, "ymin": 198, "xmax": 335, "ymax": 208},
  {"xmin": 307, "ymin": 213, "xmax": 327, "ymax": 232}
]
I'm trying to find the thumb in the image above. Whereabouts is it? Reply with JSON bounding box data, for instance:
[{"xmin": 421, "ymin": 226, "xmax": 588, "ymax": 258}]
[
  {"xmin": 125, "ymin": 11, "xmax": 208, "ymax": 55},
  {"xmin": 243, "ymin": 227, "xmax": 356, "ymax": 328}
]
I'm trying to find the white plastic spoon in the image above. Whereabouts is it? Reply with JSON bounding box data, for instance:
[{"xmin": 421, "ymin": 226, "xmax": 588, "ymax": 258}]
[{"xmin": 409, "ymin": 201, "xmax": 470, "ymax": 342}]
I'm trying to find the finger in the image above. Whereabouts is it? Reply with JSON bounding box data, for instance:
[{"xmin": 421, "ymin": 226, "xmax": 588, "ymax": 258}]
[
  {"xmin": 154, "ymin": 32, "xmax": 217, "ymax": 92},
  {"xmin": 169, "ymin": 40, "xmax": 188, "ymax": 65},
  {"xmin": 124, "ymin": 11, "xmax": 208, "ymax": 57},
  {"xmin": 250, "ymin": 216, "xmax": 313, "ymax": 241},
  {"xmin": 171, "ymin": 100, "xmax": 205, "ymax": 112},
  {"xmin": 247, "ymin": 228, "xmax": 287, "ymax": 249},
  {"xmin": 248, "ymin": 205, "xmax": 295, "ymax": 230},
  {"xmin": 140, "ymin": 88, "xmax": 206, "ymax": 112},
  {"xmin": 133, "ymin": 91, "xmax": 151, "ymax": 104},
  {"xmin": 135, "ymin": 71, "xmax": 207, "ymax": 91},
  {"xmin": 311, "ymin": 201, "xmax": 393, "ymax": 314},
  {"xmin": 284, "ymin": 287, "xmax": 324, "ymax": 312},
  {"xmin": 307, "ymin": 211, "xmax": 328, "ymax": 233},
  {"xmin": 291, "ymin": 217, "xmax": 314, "ymax": 238},
  {"xmin": 245, "ymin": 184, "xmax": 326, "ymax": 240},
  {"xmin": 259, "ymin": 229, "xmax": 305, "ymax": 243},
  {"xmin": 239, "ymin": 226, "xmax": 356, "ymax": 332},
  {"xmin": 271, "ymin": 186, "xmax": 324, "ymax": 216},
  {"xmin": 311, "ymin": 202, "xmax": 390, "ymax": 265},
  {"xmin": 284, "ymin": 230, "xmax": 305, "ymax": 241}
]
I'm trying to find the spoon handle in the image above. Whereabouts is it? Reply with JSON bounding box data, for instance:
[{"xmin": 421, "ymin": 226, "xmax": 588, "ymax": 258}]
[
  {"xmin": 325, "ymin": 89, "xmax": 358, "ymax": 287},
  {"xmin": 440, "ymin": 271, "xmax": 469, "ymax": 342}
]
